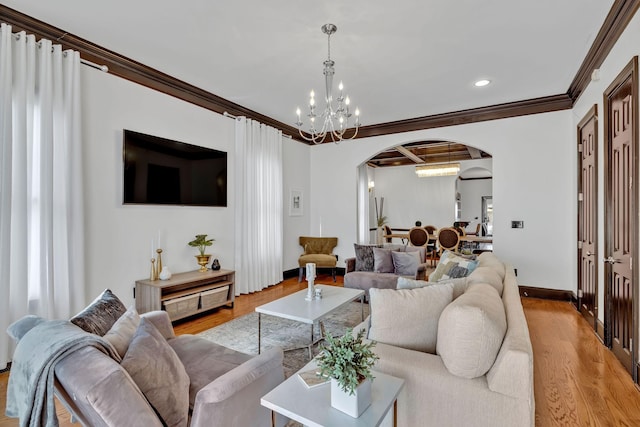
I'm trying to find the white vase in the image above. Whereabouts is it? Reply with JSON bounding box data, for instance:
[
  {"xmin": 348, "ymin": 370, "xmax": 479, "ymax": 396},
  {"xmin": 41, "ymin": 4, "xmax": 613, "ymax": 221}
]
[
  {"xmin": 330, "ymin": 377, "xmax": 372, "ymax": 418},
  {"xmin": 159, "ymin": 266, "xmax": 172, "ymax": 280}
]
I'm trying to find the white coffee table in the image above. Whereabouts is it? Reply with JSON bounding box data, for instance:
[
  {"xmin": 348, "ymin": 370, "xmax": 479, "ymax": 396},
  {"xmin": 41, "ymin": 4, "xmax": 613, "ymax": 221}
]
[
  {"xmin": 255, "ymin": 285, "xmax": 365, "ymax": 359},
  {"xmin": 261, "ymin": 359, "xmax": 404, "ymax": 427}
]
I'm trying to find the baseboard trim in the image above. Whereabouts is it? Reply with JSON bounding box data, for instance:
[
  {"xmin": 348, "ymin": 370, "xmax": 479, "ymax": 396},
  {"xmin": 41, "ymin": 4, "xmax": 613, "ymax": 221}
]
[
  {"xmin": 0, "ymin": 362, "xmax": 11, "ymax": 374},
  {"xmin": 596, "ymin": 319, "xmax": 605, "ymax": 343},
  {"xmin": 519, "ymin": 286, "xmax": 573, "ymax": 301}
]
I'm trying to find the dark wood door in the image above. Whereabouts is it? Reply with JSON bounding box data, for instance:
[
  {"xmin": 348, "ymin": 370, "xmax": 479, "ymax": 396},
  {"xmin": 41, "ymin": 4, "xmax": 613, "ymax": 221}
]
[
  {"xmin": 577, "ymin": 106, "xmax": 598, "ymax": 333},
  {"xmin": 604, "ymin": 57, "xmax": 638, "ymax": 378}
]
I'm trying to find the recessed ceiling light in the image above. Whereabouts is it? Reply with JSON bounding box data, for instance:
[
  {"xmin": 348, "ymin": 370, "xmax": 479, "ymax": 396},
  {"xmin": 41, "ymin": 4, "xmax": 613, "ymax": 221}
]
[{"xmin": 474, "ymin": 79, "xmax": 491, "ymax": 87}]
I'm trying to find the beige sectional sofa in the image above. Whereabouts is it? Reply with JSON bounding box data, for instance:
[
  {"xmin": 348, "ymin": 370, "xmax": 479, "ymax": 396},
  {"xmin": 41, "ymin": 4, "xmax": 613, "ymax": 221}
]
[{"xmin": 355, "ymin": 252, "xmax": 534, "ymax": 427}]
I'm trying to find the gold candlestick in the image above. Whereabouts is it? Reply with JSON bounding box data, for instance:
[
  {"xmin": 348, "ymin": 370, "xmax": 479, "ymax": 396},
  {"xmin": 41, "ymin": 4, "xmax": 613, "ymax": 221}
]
[
  {"xmin": 150, "ymin": 258, "xmax": 157, "ymax": 281},
  {"xmin": 156, "ymin": 249, "xmax": 163, "ymax": 276}
]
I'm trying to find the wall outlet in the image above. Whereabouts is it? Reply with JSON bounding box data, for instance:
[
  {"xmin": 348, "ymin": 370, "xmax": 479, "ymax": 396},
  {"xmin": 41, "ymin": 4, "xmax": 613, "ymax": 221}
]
[{"xmin": 511, "ymin": 220, "xmax": 524, "ymax": 229}]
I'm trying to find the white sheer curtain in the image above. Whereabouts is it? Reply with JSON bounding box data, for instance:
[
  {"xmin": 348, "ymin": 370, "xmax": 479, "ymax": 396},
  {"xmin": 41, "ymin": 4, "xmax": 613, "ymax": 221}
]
[
  {"xmin": 234, "ymin": 117, "xmax": 283, "ymax": 294},
  {"xmin": 0, "ymin": 24, "xmax": 85, "ymax": 369}
]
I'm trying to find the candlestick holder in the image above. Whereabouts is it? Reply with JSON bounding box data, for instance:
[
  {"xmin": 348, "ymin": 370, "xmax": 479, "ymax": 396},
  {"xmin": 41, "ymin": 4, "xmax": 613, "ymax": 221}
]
[
  {"xmin": 150, "ymin": 258, "xmax": 157, "ymax": 281},
  {"xmin": 156, "ymin": 248, "xmax": 163, "ymax": 276}
]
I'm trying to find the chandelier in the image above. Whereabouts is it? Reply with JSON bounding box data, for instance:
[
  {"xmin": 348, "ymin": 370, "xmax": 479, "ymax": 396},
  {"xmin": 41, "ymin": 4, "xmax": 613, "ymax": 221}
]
[{"xmin": 295, "ymin": 24, "xmax": 361, "ymax": 144}]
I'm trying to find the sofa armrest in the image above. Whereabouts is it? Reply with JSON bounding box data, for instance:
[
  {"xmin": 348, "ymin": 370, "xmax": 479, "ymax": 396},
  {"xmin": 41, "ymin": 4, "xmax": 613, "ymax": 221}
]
[
  {"xmin": 190, "ymin": 347, "xmax": 285, "ymax": 427},
  {"xmin": 345, "ymin": 257, "xmax": 356, "ymax": 273},
  {"xmin": 140, "ymin": 310, "xmax": 175, "ymax": 340}
]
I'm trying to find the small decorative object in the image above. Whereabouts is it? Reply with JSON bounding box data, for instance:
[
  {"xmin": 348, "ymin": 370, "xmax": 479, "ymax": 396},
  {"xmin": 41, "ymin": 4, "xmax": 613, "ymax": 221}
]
[
  {"xmin": 149, "ymin": 258, "xmax": 157, "ymax": 281},
  {"xmin": 156, "ymin": 248, "xmax": 163, "ymax": 274},
  {"xmin": 305, "ymin": 262, "xmax": 316, "ymax": 301},
  {"xmin": 159, "ymin": 266, "xmax": 172, "ymax": 280},
  {"xmin": 188, "ymin": 234, "xmax": 215, "ymax": 272},
  {"xmin": 375, "ymin": 197, "xmax": 387, "ymax": 245},
  {"xmin": 317, "ymin": 328, "xmax": 379, "ymax": 418},
  {"xmin": 314, "ymin": 287, "xmax": 322, "ymax": 299},
  {"xmin": 211, "ymin": 258, "xmax": 221, "ymax": 271}
]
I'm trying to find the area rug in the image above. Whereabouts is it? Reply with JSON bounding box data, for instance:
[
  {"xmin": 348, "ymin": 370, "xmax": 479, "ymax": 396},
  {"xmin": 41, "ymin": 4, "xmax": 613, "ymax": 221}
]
[{"xmin": 197, "ymin": 301, "xmax": 370, "ymax": 378}]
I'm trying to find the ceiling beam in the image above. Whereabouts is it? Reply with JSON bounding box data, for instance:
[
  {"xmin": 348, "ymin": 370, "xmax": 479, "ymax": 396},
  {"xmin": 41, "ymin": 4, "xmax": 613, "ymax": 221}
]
[
  {"xmin": 467, "ymin": 146, "xmax": 483, "ymax": 159},
  {"xmin": 395, "ymin": 146, "xmax": 424, "ymax": 164}
]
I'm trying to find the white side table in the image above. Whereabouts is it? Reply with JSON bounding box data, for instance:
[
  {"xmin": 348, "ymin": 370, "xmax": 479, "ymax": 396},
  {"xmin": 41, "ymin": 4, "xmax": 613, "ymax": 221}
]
[{"xmin": 261, "ymin": 360, "xmax": 404, "ymax": 427}]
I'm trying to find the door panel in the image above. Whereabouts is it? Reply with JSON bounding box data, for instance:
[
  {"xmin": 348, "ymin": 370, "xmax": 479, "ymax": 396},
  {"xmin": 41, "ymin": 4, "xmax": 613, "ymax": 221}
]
[
  {"xmin": 604, "ymin": 57, "xmax": 638, "ymax": 378},
  {"xmin": 577, "ymin": 106, "xmax": 598, "ymax": 331}
]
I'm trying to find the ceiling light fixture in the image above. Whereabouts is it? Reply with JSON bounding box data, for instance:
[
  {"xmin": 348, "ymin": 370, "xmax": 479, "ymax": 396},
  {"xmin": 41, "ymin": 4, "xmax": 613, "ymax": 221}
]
[
  {"xmin": 474, "ymin": 79, "xmax": 491, "ymax": 87},
  {"xmin": 295, "ymin": 24, "xmax": 361, "ymax": 144},
  {"xmin": 415, "ymin": 142, "xmax": 460, "ymax": 177}
]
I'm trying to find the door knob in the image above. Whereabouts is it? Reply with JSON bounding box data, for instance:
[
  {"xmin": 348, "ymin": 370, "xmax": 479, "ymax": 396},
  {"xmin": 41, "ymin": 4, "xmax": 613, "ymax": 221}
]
[
  {"xmin": 604, "ymin": 256, "xmax": 620, "ymax": 264},
  {"xmin": 585, "ymin": 251, "xmax": 593, "ymax": 256}
]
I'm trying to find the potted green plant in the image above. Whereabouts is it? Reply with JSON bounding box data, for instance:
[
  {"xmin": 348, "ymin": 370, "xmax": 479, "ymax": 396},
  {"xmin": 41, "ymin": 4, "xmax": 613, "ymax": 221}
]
[
  {"xmin": 316, "ymin": 328, "xmax": 379, "ymax": 417},
  {"xmin": 188, "ymin": 234, "xmax": 215, "ymax": 272}
]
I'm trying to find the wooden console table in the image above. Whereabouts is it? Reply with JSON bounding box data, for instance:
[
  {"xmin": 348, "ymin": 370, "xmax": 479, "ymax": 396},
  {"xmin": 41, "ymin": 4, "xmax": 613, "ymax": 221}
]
[{"xmin": 135, "ymin": 269, "xmax": 235, "ymax": 321}]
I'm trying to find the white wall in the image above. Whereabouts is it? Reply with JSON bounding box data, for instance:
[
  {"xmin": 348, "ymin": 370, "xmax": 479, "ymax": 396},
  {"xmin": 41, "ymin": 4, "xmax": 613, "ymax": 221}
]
[
  {"xmin": 282, "ymin": 137, "xmax": 311, "ymax": 271},
  {"xmin": 82, "ymin": 69, "xmax": 236, "ymax": 306},
  {"xmin": 309, "ymin": 111, "xmax": 574, "ymax": 290},
  {"xmin": 81, "ymin": 68, "xmax": 309, "ymax": 306},
  {"xmin": 371, "ymin": 166, "xmax": 457, "ymax": 231},
  {"xmin": 572, "ymin": 10, "xmax": 640, "ymax": 325}
]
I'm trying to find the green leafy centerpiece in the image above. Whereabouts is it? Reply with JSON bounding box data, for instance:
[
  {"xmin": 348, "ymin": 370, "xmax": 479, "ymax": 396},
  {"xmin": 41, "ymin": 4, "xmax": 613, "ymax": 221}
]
[
  {"xmin": 316, "ymin": 328, "xmax": 379, "ymax": 417},
  {"xmin": 188, "ymin": 234, "xmax": 215, "ymax": 272}
]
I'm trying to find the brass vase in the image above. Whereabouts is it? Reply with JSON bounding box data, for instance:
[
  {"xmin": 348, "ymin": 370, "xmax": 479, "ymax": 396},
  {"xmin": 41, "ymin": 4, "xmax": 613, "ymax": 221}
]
[{"xmin": 195, "ymin": 254, "xmax": 212, "ymax": 272}]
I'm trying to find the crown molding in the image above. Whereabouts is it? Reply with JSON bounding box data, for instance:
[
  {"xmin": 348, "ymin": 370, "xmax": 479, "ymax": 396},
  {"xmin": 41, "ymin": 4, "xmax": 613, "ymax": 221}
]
[
  {"xmin": 1, "ymin": 2, "xmax": 638, "ymax": 144},
  {"xmin": 0, "ymin": 5, "xmax": 304, "ymax": 141},
  {"xmin": 568, "ymin": 0, "xmax": 640, "ymax": 102}
]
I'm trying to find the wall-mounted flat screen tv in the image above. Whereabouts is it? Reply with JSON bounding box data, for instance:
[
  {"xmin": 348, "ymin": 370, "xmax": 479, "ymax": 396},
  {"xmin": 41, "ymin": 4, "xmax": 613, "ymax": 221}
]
[{"xmin": 123, "ymin": 130, "xmax": 227, "ymax": 207}]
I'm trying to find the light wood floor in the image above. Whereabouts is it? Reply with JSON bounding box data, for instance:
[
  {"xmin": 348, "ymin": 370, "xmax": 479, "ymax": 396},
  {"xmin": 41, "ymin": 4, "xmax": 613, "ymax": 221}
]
[{"xmin": 2, "ymin": 274, "xmax": 640, "ymax": 426}]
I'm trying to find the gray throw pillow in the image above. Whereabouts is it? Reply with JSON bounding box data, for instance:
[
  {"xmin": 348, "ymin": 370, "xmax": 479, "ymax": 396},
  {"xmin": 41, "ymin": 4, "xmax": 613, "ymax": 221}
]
[
  {"xmin": 354, "ymin": 244, "xmax": 379, "ymax": 271},
  {"xmin": 391, "ymin": 250, "xmax": 420, "ymax": 276},
  {"xmin": 121, "ymin": 318, "xmax": 190, "ymax": 427},
  {"xmin": 70, "ymin": 289, "xmax": 127, "ymax": 336},
  {"xmin": 372, "ymin": 247, "xmax": 395, "ymax": 273},
  {"xmin": 103, "ymin": 305, "xmax": 141, "ymax": 358}
]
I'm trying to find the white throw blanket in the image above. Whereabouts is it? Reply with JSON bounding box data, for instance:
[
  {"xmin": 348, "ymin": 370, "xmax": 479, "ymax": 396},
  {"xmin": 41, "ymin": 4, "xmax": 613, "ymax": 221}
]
[{"xmin": 6, "ymin": 319, "xmax": 121, "ymax": 427}]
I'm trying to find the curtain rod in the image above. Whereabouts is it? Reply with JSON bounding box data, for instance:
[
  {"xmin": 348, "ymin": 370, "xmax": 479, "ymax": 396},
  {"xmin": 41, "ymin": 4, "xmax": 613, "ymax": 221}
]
[
  {"xmin": 223, "ymin": 111, "xmax": 292, "ymax": 139},
  {"xmin": 10, "ymin": 30, "xmax": 108, "ymax": 72}
]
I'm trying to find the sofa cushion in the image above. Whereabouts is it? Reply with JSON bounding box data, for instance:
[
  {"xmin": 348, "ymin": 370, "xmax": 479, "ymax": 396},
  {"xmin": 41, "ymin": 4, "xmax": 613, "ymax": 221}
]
[
  {"xmin": 467, "ymin": 266, "xmax": 504, "ymax": 296},
  {"xmin": 354, "ymin": 244, "xmax": 379, "ymax": 271},
  {"xmin": 70, "ymin": 289, "xmax": 127, "ymax": 336},
  {"xmin": 391, "ymin": 250, "xmax": 420, "ymax": 276},
  {"xmin": 430, "ymin": 251, "xmax": 478, "ymax": 282},
  {"xmin": 397, "ymin": 276, "xmax": 469, "ymax": 299},
  {"xmin": 477, "ymin": 252, "xmax": 506, "ymax": 281},
  {"xmin": 436, "ymin": 283, "xmax": 507, "ymax": 379},
  {"xmin": 121, "ymin": 318, "xmax": 190, "ymax": 427},
  {"xmin": 103, "ymin": 305, "xmax": 141, "ymax": 358},
  {"xmin": 168, "ymin": 335, "xmax": 253, "ymax": 407},
  {"xmin": 368, "ymin": 284, "xmax": 453, "ymax": 353},
  {"xmin": 373, "ymin": 247, "xmax": 395, "ymax": 273}
]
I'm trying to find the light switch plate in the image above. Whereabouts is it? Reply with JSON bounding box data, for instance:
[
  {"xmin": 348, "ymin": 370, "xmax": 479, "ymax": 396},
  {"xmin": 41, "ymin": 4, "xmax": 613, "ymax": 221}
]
[{"xmin": 511, "ymin": 220, "xmax": 524, "ymax": 229}]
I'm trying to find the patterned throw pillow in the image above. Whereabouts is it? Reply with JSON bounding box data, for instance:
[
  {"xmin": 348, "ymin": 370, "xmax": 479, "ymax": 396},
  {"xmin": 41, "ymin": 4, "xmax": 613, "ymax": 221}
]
[
  {"xmin": 70, "ymin": 289, "xmax": 127, "ymax": 336},
  {"xmin": 430, "ymin": 251, "xmax": 478, "ymax": 282},
  {"xmin": 354, "ymin": 244, "xmax": 379, "ymax": 271}
]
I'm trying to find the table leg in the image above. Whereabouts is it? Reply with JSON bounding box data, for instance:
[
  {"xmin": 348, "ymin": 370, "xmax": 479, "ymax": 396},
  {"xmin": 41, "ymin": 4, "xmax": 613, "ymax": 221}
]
[
  {"xmin": 393, "ymin": 399, "xmax": 398, "ymax": 427},
  {"xmin": 258, "ymin": 313, "xmax": 262, "ymax": 354},
  {"xmin": 271, "ymin": 410, "xmax": 276, "ymax": 427},
  {"xmin": 309, "ymin": 323, "xmax": 314, "ymax": 360},
  {"xmin": 361, "ymin": 295, "xmax": 365, "ymax": 321}
]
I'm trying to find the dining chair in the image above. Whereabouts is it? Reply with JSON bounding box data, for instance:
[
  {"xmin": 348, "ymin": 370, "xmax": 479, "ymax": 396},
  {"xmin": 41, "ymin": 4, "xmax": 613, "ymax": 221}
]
[
  {"xmin": 437, "ymin": 227, "xmax": 460, "ymax": 255},
  {"xmin": 408, "ymin": 227, "xmax": 429, "ymax": 247}
]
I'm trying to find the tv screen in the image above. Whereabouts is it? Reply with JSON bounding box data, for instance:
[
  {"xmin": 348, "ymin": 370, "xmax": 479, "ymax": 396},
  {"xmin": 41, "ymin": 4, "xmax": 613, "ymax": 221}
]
[{"xmin": 123, "ymin": 130, "xmax": 227, "ymax": 207}]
